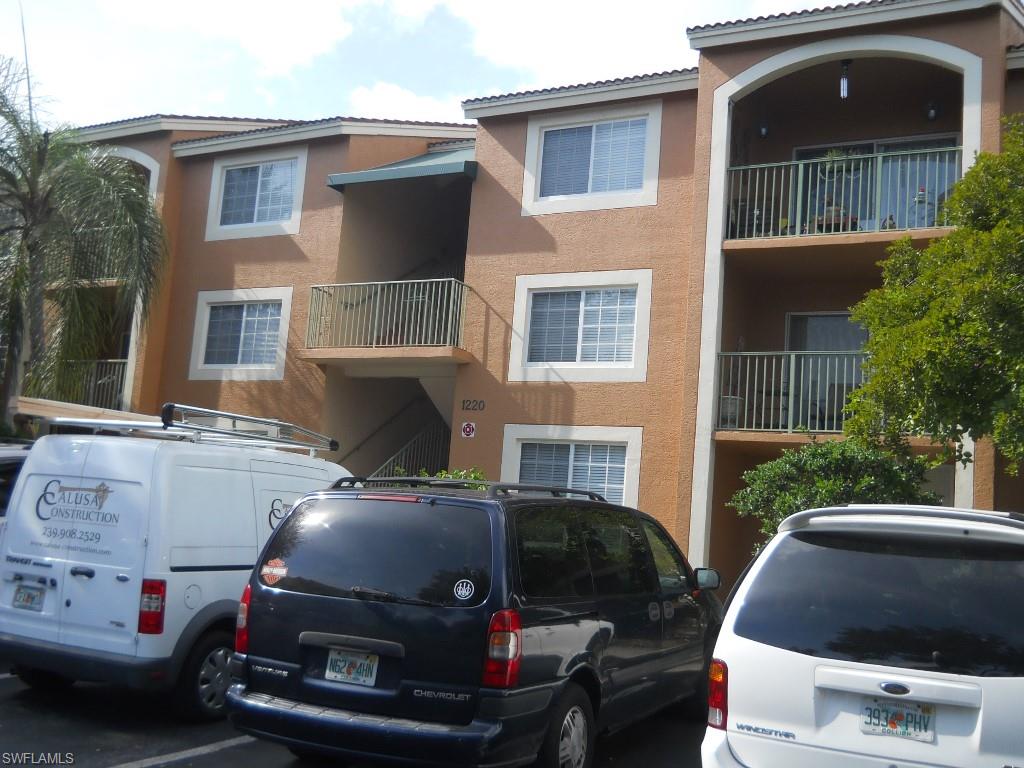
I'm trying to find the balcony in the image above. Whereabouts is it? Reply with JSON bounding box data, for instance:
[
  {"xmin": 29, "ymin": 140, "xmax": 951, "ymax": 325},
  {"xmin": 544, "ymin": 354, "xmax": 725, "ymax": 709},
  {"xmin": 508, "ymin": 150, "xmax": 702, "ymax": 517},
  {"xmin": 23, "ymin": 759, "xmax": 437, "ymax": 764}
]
[
  {"xmin": 717, "ymin": 351, "xmax": 866, "ymax": 433},
  {"xmin": 302, "ymin": 278, "xmax": 472, "ymax": 372},
  {"xmin": 726, "ymin": 147, "xmax": 961, "ymax": 241},
  {"xmin": 65, "ymin": 359, "xmax": 128, "ymax": 411}
]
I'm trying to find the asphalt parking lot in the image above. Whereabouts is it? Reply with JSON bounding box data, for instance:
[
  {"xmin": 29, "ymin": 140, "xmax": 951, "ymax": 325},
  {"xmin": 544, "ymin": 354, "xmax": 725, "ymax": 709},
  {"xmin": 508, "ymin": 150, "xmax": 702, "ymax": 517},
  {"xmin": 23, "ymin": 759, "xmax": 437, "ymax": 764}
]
[{"xmin": 0, "ymin": 669, "xmax": 705, "ymax": 768}]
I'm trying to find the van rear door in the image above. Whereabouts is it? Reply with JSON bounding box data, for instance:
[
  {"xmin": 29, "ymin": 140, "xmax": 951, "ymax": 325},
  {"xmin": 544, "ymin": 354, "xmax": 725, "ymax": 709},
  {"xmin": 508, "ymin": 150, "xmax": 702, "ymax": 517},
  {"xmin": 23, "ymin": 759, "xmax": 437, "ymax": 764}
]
[
  {"xmin": 247, "ymin": 495, "xmax": 497, "ymax": 726},
  {"xmin": 0, "ymin": 436, "xmax": 90, "ymax": 644},
  {"xmin": 57, "ymin": 438, "xmax": 154, "ymax": 656}
]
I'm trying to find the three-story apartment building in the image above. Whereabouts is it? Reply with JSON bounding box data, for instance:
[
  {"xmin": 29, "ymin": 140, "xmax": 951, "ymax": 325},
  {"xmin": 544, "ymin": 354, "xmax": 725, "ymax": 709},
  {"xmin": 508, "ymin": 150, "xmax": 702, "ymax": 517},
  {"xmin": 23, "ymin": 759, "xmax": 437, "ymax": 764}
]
[{"xmin": 23, "ymin": 0, "xmax": 1024, "ymax": 586}]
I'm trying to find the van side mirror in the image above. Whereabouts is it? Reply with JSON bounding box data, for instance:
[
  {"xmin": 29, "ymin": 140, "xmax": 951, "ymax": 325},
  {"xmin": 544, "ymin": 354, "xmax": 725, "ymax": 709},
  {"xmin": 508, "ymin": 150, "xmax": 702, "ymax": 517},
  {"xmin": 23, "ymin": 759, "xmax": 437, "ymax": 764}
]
[{"xmin": 695, "ymin": 568, "xmax": 721, "ymax": 590}]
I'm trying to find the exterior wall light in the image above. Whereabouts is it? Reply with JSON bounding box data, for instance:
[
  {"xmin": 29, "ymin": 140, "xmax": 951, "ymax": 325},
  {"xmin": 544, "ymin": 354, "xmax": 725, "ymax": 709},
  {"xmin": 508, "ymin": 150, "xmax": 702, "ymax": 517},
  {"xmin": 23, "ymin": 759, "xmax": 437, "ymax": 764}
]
[
  {"xmin": 927, "ymin": 102, "xmax": 938, "ymax": 121},
  {"xmin": 840, "ymin": 59, "xmax": 851, "ymax": 100},
  {"xmin": 759, "ymin": 123, "xmax": 768, "ymax": 139}
]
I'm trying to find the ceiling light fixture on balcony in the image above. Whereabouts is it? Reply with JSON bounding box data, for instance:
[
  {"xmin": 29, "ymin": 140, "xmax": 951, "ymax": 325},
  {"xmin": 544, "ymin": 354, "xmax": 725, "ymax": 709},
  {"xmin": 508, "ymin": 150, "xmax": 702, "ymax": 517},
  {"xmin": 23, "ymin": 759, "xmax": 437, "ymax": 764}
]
[
  {"xmin": 927, "ymin": 102, "xmax": 938, "ymax": 121},
  {"xmin": 759, "ymin": 123, "xmax": 768, "ymax": 139},
  {"xmin": 839, "ymin": 59, "xmax": 851, "ymax": 100}
]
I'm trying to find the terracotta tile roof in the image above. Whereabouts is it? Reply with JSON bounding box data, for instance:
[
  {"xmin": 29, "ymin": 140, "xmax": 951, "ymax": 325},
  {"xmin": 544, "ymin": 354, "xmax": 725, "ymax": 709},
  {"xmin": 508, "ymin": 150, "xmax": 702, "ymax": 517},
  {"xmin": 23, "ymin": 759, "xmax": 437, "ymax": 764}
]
[
  {"xmin": 1010, "ymin": 42, "xmax": 1024, "ymax": 51},
  {"xmin": 78, "ymin": 113, "xmax": 295, "ymax": 130},
  {"xmin": 171, "ymin": 114, "xmax": 475, "ymax": 148},
  {"xmin": 686, "ymin": 0, "xmax": 910, "ymax": 34},
  {"xmin": 462, "ymin": 68, "xmax": 697, "ymax": 106}
]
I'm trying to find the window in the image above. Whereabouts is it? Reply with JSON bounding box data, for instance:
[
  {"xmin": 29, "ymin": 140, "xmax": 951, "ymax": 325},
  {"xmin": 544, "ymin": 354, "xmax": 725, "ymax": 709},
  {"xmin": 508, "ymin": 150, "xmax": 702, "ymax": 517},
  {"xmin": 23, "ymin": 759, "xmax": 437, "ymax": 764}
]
[
  {"xmin": 582, "ymin": 508, "xmax": 656, "ymax": 595},
  {"xmin": 189, "ymin": 287, "xmax": 293, "ymax": 381},
  {"xmin": 205, "ymin": 147, "xmax": 307, "ymax": 241},
  {"xmin": 518, "ymin": 442, "xmax": 627, "ymax": 505},
  {"xmin": 522, "ymin": 102, "xmax": 661, "ymax": 215},
  {"xmin": 502, "ymin": 424, "xmax": 643, "ymax": 507},
  {"xmin": 514, "ymin": 506, "xmax": 592, "ymax": 599},
  {"xmin": 509, "ymin": 270, "xmax": 652, "ymax": 382},
  {"xmin": 263, "ymin": 497, "xmax": 492, "ymax": 607},
  {"xmin": 203, "ymin": 302, "xmax": 281, "ymax": 365},
  {"xmin": 528, "ymin": 287, "xmax": 637, "ymax": 364},
  {"xmin": 642, "ymin": 519, "xmax": 690, "ymax": 593},
  {"xmin": 735, "ymin": 531, "xmax": 1024, "ymax": 677}
]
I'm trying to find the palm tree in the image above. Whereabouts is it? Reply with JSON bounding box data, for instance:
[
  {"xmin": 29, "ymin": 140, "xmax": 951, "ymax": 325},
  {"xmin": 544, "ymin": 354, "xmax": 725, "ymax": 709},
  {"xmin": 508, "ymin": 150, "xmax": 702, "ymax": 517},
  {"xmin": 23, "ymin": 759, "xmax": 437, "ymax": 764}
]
[{"xmin": 0, "ymin": 58, "xmax": 166, "ymax": 426}]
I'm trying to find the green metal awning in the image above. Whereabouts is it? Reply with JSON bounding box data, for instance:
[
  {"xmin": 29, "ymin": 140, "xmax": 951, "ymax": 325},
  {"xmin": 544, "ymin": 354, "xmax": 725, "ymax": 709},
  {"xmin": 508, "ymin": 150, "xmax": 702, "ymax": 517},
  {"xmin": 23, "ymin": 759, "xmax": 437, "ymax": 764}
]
[{"xmin": 327, "ymin": 146, "xmax": 477, "ymax": 190}]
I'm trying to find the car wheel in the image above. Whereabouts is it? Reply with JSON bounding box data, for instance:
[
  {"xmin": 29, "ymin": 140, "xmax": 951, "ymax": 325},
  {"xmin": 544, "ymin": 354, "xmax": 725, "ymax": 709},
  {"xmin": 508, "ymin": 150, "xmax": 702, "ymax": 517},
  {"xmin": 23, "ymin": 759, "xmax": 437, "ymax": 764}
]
[
  {"xmin": 14, "ymin": 666, "xmax": 75, "ymax": 692},
  {"xmin": 536, "ymin": 682, "xmax": 595, "ymax": 768},
  {"xmin": 174, "ymin": 629, "xmax": 234, "ymax": 722}
]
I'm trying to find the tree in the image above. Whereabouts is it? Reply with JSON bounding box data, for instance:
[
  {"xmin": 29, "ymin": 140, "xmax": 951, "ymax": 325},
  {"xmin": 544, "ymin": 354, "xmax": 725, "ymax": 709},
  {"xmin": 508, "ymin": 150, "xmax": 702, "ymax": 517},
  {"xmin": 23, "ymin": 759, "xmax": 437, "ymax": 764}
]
[
  {"xmin": 728, "ymin": 437, "xmax": 939, "ymax": 547},
  {"xmin": 846, "ymin": 117, "xmax": 1024, "ymax": 469},
  {"xmin": 0, "ymin": 58, "xmax": 166, "ymax": 425}
]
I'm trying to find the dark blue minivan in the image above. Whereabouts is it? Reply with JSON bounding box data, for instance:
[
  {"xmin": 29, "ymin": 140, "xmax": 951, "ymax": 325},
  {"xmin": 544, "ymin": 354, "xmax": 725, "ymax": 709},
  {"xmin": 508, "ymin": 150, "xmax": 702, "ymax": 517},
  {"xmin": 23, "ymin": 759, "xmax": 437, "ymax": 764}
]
[{"xmin": 226, "ymin": 479, "xmax": 722, "ymax": 767}]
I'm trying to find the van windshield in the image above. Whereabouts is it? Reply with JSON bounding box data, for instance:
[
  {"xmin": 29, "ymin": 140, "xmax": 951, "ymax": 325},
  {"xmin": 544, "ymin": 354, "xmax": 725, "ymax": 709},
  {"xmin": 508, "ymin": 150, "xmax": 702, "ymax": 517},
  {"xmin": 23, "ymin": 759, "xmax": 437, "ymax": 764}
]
[
  {"xmin": 734, "ymin": 531, "xmax": 1024, "ymax": 677},
  {"xmin": 261, "ymin": 497, "xmax": 492, "ymax": 608}
]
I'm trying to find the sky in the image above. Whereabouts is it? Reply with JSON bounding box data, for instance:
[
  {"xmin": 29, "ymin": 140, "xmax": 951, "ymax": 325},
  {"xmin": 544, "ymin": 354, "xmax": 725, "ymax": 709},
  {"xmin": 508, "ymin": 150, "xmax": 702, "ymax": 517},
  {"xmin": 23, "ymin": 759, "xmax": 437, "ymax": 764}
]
[{"xmin": 1, "ymin": 0, "xmax": 823, "ymax": 127}]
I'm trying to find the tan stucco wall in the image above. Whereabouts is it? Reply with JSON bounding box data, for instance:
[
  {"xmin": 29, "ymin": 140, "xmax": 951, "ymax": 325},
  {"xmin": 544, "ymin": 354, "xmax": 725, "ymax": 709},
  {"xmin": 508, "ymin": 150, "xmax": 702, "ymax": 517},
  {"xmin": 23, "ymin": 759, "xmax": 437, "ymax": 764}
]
[{"xmin": 450, "ymin": 91, "xmax": 696, "ymax": 544}]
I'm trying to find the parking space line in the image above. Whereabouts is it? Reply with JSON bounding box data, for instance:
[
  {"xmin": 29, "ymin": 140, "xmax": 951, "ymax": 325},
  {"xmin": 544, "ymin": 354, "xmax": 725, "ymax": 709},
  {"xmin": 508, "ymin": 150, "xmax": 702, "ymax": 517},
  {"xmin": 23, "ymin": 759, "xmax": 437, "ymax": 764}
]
[{"xmin": 105, "ymin": 736, "xmax": 255, "ymax": 768}]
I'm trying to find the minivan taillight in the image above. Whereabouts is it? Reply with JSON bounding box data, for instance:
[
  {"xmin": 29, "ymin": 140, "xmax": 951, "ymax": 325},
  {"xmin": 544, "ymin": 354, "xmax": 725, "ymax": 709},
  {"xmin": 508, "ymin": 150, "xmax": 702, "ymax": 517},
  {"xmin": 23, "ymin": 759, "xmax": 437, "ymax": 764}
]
[
  {"xmin": 138, "ymin": 579, "xmax": 166, "ymax": 634},
  {"xmin": 236, "ymin": 584, "xmax": 251, "ymax": 653},
  {"xmin": 708, "ymin": 658, "xmax": 728, "ymax": 729},
  {"xmin": 482, "ymin": 609, "xmax": 521, "ymax": 688}
]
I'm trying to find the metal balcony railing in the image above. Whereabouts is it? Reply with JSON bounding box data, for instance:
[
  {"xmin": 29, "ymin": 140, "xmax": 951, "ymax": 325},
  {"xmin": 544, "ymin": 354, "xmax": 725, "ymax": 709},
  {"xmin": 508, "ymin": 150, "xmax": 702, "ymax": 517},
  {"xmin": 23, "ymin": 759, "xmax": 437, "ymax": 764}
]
[
  {"xmin": 307, "ymin": 278, "xmax": 468, "ymax": 349},
  {"xmin": 370, "ymin": 417, "xmax": 451, "ymax": 478},
  {"xmin": 717, "ymin": 352, "xmax": 867, "ymax": 432},
  {"xmin": 65, "ymin": 359, "xmax": 128, "ymax": 411},
  {"xmin": 726, "ymin": 147, "xmax": 962, "ymax": 239}
]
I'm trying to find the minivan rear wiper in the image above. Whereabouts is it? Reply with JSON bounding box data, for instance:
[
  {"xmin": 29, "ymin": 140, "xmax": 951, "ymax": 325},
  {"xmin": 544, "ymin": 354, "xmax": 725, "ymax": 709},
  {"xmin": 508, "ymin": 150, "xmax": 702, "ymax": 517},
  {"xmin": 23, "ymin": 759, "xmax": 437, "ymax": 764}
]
[{"xmin": 349, "ymin": 585, "xmax": 442, "ymax": 607}]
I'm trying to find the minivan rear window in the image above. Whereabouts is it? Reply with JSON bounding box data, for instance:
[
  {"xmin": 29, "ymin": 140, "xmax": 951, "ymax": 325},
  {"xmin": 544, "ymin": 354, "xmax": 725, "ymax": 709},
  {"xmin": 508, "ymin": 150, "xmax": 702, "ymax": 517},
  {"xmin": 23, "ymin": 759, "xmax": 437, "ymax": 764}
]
[
  {"xmin": 261, "ymin": 498, "xmax": 492, "ymax": 607},
  {"xmin": 734, "ymin": 531, "xmax": 1024, "ymax": 677}
]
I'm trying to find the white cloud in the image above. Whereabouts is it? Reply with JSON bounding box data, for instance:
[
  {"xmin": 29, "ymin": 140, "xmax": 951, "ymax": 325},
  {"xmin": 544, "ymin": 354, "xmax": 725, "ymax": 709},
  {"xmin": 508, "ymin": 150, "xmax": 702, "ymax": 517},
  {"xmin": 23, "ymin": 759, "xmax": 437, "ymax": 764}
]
[
  {"xmin": 349, "ymin": 82, "xmax": 467, "ymax": 123},
  {"xmin": 94, "ymin": 0, "xmax": 363, "ymax": 77}
]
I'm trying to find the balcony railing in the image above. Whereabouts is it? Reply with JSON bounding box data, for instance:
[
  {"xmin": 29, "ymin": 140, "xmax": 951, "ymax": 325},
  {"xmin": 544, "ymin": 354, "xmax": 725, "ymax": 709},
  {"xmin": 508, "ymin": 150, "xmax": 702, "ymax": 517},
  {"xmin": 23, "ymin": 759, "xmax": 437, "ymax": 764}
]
[
  {"xmin": 717, "ymin": 352, "xmax": 867, "ymax": 432},
  {"xmin": 726, "ymin": 147, "xmax": 962, "ymax": 240},
  {"xmin": 307, "ymin": 278, "xmax": 468, "ymax": 349},
  {"xmin": 65, "ymin": 359, "xmax": 128, "ymax": 411}
]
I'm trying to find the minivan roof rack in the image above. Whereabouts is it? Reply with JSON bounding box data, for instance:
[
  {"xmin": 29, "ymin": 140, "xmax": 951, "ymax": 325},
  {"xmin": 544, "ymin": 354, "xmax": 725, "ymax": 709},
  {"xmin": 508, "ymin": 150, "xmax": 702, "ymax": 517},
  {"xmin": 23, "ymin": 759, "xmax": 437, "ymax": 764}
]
[
  {"xmin": 45, "ymin": 402, "xmax": 338, "ymax": 456},
  {"xmin": 332, "ymin": 476, "xmax": 607, "ymax": 502}
]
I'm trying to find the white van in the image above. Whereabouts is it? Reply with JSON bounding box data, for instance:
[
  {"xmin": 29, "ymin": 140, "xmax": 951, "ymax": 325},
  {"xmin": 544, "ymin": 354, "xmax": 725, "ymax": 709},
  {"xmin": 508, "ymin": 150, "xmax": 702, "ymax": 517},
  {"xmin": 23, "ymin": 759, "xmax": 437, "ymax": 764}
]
[{"xmin": 0, "ymin": 405, "xmax": 346, "ymax": 720}]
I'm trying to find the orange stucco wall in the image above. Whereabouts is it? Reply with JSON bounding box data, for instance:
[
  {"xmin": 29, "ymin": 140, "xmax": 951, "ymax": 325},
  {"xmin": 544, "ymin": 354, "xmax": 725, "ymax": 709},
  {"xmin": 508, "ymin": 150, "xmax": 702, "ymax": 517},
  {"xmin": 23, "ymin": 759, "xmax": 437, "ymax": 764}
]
[{"xmin": 450, "ymin": 91, "xmax": 697, "ymax": 544}]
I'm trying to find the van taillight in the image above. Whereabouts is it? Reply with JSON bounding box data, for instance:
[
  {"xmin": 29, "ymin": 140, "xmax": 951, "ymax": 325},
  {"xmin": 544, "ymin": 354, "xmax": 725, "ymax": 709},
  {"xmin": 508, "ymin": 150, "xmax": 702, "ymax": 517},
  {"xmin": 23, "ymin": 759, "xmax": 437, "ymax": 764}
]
[
  {"xmin": 708, "ymin": 658, "xmax": 728, "ymax": 729},
  {"xmin": 235, "ymin": 584, "xmax": 251, "ymax": 653},
  {"xmin": 482, "ymin": 609, "xmax": 521, "ymax": 688},
  {"xmin": 138, "ymin": 579, "xmax": 166, "ymax": 634}
]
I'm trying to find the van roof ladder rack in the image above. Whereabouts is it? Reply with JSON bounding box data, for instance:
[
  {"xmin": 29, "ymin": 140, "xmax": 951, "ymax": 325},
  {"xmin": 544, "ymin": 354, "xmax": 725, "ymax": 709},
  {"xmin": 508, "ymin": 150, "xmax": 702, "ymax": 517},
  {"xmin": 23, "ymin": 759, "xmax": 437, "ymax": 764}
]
[
  {"xmin": 44, "ymin": 403, "xmax": 338, "ymax": 456},
  {"xmin": 331, "ymin": 476, "xmax": 607, "ymax": 502}
]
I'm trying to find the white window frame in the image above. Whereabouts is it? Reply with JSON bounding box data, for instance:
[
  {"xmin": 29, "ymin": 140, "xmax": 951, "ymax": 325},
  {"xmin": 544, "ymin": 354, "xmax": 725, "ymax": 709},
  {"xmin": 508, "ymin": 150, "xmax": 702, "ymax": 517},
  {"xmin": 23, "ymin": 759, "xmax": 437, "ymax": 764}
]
[
  {"xmin": 189, "ymin": 287, "xmax": 293, "ymax": 381},
  {"xmin": 500, "ymin": 424, "xmax": 643, "ymax": 508},
  {"xmin": 509, "ymin": 269, "xmax": 652, "ymax": 382},
  {"xmin": 205, "ymin": 146, "xmax": 308, "ymax": 241},
  {"xmin": 521, "ymin": 101, "xmax": 661, "ymax": 216}
]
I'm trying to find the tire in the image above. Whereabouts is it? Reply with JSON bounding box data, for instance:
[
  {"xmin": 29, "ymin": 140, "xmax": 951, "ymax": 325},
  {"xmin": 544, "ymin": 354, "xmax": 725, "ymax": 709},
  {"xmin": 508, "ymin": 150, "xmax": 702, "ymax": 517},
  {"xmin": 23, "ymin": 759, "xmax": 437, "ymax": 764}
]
[
  {"xmin": 14, "ymin": 666, "xmax": 75, "ymax": 692},
  {"xmin": 535, "ymin": 682, "xmax": 595, "ymax": 768},
  {"xmin": 173, "ymin": 629, "xmax": 234, "ymax": 722}
]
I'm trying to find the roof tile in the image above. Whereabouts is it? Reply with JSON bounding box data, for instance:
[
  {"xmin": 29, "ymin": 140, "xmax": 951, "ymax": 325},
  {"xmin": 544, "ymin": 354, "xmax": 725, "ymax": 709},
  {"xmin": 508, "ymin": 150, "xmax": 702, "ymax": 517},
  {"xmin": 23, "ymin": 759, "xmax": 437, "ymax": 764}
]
[
  {"xmin": 686, "ymin": 0, "xmax": 909, "ymax": 34},
  {"xmin": 462, "ymin": 68, "xmax": 696, "ymax": 106}
]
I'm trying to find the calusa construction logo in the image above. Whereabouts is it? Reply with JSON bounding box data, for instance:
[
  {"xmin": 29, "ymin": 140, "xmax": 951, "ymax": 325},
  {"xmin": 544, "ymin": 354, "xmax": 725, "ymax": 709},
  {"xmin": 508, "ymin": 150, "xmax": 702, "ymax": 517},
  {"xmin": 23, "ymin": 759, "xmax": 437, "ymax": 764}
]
[
  {"xmin": 36, "ymin": 480, "xmax": 118, "ymax": 525},
  {"xmin": 268, "ymin": 499, "xmax": 292, "ymax": 529}
]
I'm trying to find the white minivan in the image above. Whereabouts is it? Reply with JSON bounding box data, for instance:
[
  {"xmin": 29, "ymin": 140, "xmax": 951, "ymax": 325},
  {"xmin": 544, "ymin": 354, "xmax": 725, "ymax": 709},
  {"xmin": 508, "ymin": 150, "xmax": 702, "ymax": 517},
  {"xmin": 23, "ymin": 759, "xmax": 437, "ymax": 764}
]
[
  {"xmin": 702, "ymin": 504, "xmax": 1024, "ymax": 768},
  {"xmin": 0, "ymin": 405, "xmax": 346, "ymax": 720}
]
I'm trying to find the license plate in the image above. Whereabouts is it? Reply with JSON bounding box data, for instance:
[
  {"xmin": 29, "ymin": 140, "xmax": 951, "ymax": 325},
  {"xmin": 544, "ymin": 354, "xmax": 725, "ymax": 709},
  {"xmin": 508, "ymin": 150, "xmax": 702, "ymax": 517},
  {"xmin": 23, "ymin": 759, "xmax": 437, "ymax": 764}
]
[
  {"xmin": 13, "ymin": 585, "xmax": 44, "ymax": 612},
  {"xmin": 860, "ymin": 696, "xmax": 935, "ymax": 743},
  {"xmin": 324, "ymin": 648, "xmax": 379, "ymax": 687}
]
